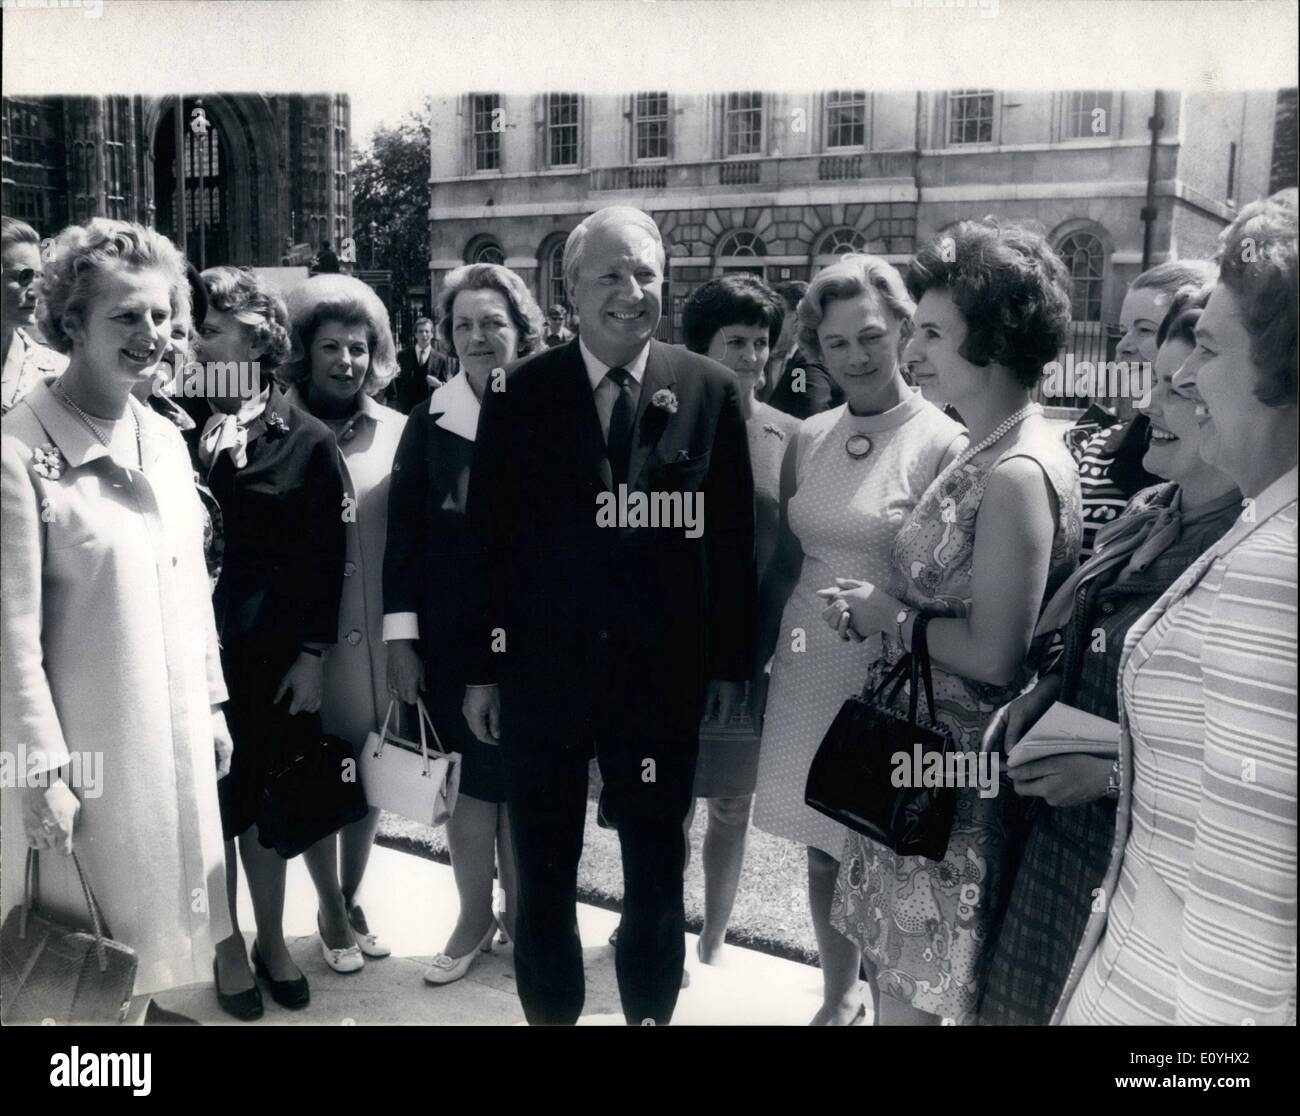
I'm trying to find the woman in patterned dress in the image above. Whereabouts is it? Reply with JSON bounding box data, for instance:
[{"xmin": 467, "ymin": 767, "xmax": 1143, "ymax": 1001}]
[
  {"xmin": 752, "ymin": 255, "xmax": 965, "ymax": 1025},
  {"xmin": 1057, "ymin": 191, "xmax": 1297, "ymax": 1025},
  {"xmin": 824, "ymin": 221, "xmax": 1083, "ymax": 1025}
]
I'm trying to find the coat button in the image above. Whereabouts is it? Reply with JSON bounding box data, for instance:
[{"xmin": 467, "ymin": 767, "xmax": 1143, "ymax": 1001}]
[
  {"xmin": 1101, "ymin": 601, "xmax": 1116, "ymax": 615},
  {"xmin": 598, "ymin": 629, "xmax": 609, "ymax": 641},
  {"xmin": 343, "ymin": 561, "xmax": 356, "ymax": 577},
  {"xmin": 172, "ymin": 556, "xmax": 178, "ymax": 567},
  {"xmin": 347, "ymin": 629, "xmax": 362, "ymax": 645},
  {"xmin": 342, "ymin": 428, "xmax": 355, "ymax": 441}
]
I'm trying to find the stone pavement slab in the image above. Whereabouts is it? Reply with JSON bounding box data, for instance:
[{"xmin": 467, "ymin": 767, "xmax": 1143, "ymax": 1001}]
[{"xmin": 154, "ymin": 843, "xmax": 838, "ymax": 1026}]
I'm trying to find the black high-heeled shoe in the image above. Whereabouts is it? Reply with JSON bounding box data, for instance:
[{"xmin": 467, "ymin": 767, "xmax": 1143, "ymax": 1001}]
[
  {"xmin": 251, "ymin": 941, "xmax": 310, "ymax": 1010},
  {"xmin": 213, "ymin": 958, "xmax": 264, "ymax": 1022}
]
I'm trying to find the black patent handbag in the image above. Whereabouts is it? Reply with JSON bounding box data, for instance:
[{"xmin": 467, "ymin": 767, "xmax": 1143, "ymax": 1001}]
[{"xmin": 804, "ymin": 616, "xmax": 958, "ymax": 861}]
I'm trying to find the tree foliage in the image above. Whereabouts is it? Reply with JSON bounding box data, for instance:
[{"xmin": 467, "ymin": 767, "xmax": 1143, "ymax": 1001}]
[{"xmin": 351, "ymin": 101, "xmax": 431, "ymax": 344}]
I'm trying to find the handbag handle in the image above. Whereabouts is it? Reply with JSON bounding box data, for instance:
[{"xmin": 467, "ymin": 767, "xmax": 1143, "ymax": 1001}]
[
  {"xmin": 21, "ymin": 848, "xmax": 113, "ymax": 973},
  {"xmin": 909, "ymin": 616, "xmax": 945, "ymax": 748},
  {"xmin": 374, "ymin": 698, "xmax": 451, "ymax": 778}
]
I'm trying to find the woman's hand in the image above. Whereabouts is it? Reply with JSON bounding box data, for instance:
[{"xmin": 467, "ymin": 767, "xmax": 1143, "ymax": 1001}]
[
  {"xmin": 1008, "ymin": 753, "xmax": 1114, "ymax": 807},
  {"xmin": 387, "ymin": 640, "xmax": 424, "ymax": 705},
  {"xmin": 982, "ymin": 672, "xmax": 1062, "ymax": 756},
  {"xmin": 22, "ymin": 780, "xmax": 79, "ymax": 854},
  {"xmin": 816, "ymin": 578, "xmax": 896, "ymax": 642},
  {"xmin": 212, "ymin": 707, "xmax": 234, "ymax": 778},
  {"xmin": 275, "ymin": 651, "xmax": 323, "ymax": 715}
]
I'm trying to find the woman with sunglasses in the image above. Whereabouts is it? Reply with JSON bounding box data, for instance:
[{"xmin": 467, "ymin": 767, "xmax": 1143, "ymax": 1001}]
[{"xmin": 2, "ymin": 216, "xmax": 66, "ymax": 415}]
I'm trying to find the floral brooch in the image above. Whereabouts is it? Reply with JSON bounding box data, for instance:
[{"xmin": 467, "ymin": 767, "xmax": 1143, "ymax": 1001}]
[
  {"xmin": 265, "ymin": 412, "xmax": 289, "ymax": 436},
  {"xmin": 650, "ymin": 388, "xmax": 679, "ymax": 415},
  {"xmin": 32, "ymin": 444, "xmax": 66, "ymax": 480},
  {"xmin": 762, "ymin": 423, "xmax": 786, "ymax": 441}
]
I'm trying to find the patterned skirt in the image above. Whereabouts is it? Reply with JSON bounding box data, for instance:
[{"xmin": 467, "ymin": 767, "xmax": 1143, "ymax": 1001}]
[{"xmin": 829, "ymin": 653, "xmax": 1021, "ymax": 1023}]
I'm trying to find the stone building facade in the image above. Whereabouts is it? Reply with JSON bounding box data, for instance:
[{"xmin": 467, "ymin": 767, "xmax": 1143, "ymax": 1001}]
[
  {"xmin": 425, "ymin": 89, "xmax": 1281, "ymax": 364},
  {"xmin": 2, "ymin": 93, "xmax": 351, "ymax": 268}
]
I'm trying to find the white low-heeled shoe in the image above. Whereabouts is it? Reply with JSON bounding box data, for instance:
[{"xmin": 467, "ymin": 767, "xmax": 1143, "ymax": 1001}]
[
  {"xmin": 318, "ymin": 913, "xmax": 365, "ymax": 974},
  {"xmin": 423, "ymin": 924, "xmax": 496, "ymax": 986},
  {"xmin": 347, "ymin": 905, "xmax": 391, "ymax": 959}
]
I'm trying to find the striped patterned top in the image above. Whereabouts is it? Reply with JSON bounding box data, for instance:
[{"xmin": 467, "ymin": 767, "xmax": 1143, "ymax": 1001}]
[{"xmin": 1058, "ymin": 467, "xmax": 1297, "ymax": 1025}]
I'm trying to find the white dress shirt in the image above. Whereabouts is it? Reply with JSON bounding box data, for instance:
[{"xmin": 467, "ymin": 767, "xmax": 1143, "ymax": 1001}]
[{"xmin": 580, "ymin": 336, "xmax": 649, "ymax": 443}]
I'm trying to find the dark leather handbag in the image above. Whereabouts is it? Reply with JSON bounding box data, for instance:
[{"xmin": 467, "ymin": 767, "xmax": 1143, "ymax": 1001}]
[
  {"xmin": 805, "ymin": 616, "xmax": 957, "ymax": 861},
  {"xmin": 257, "ymin": 704, "xmax": 369, "ymax": 858},
  {"xmin": 0, "ymin": 849, "xmax": 138, "ymax": 1024}
]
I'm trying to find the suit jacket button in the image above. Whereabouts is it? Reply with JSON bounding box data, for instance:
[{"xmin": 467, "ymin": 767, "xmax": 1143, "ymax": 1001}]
[
  {"xmin": 347, "ymin": 629, "xmax": 362, "ymax": 645},
  {"xmin": 598, "ymin": 629, "xmax": 609, "ymax": 641},
  {"xmin": 343, "ymin": 561, "xmax": 356, "ymax": 577}
]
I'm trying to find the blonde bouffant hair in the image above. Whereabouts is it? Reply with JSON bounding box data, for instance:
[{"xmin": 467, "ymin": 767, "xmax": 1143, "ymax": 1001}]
[{"xmin": 280, "ymin": 273, "xmax": 399, "ymax": 395}]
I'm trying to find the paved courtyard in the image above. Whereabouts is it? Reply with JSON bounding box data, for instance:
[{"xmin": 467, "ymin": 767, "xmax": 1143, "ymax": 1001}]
[{"xmin": 153, "ymin": 843, "xmax": 836, "ymax": 1026}]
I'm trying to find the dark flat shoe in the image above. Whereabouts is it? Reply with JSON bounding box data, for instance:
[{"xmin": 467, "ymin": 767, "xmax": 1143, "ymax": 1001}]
[
  {"xmin": 213, "ymin": 958, "xmax": 264, "ymax": 1022},
  {"xmin": 144, "ymin": 1000, "xmax": 200, "ymax": 1025},
  {"xmin": 251, "ymin": 941, "xmax": 310, "ymax": 1010}
]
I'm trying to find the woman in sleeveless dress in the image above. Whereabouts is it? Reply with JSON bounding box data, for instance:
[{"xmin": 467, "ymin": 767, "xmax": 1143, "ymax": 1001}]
[
  {"xmin": 752, "ymin": 255, "xmax": 965, "ymax": 1024},
  {"xmin": 821, "ymin": 221, "xmax": 1083, "ymax": 1025}
]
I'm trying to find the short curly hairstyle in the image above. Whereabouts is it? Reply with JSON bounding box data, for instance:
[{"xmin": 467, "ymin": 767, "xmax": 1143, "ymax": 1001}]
[
  {"xmin": 281, "ymin": 274, "xmax": 399, "ymax": 395},
  {"xmin": 199, "ymin": 265, "xmax": 292, "ymax": 366},
  {"xmin": 437, "ymin": 263, "xmax": 544, "ymax": 359},
  {"xmin": 905, "ymin": 220, "xmax": 1072, "ymax": 387},
  {"xmin": 37, "ymin": 219, "xmax": 189, "ymax": 355},
  {"xmin": 1215, "ymin": 188, "xmax": 1298, "ymax": 408},
  {"xmin": 682, "ymin": 274, "xmax": 784, "ymax": 355},
  {"xmin": 798, "ymin": 254, "xmax": 915, "ymax": 363}
]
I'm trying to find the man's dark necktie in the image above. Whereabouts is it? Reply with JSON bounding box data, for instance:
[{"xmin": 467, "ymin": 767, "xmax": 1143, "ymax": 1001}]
[{"xmin": 606, "ymin": 366, "xmax": 635, "ymax": 488}]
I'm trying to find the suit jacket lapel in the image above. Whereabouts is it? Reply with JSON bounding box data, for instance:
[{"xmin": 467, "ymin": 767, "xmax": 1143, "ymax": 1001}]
[{"xmin": 628, "ymin": 341, "xmax": 676, "ymax": 492}]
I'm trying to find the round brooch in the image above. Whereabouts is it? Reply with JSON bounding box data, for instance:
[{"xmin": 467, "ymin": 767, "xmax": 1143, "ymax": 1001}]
[{"xmin": 845, "ymin": 434, "xmax": 873, "ymax": 460}]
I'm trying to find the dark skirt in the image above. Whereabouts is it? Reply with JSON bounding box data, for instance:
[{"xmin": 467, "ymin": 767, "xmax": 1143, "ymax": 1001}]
[
  {"xmin": 423, "ymin": 681, "xmax": 506, "ymax": 804},
  {"xmin": 218, "ymin": 637, "xmax": 321, "ymax": 842},
  {"xmin": 977, "ymin": 796, "xmax": 1116, "ymax": 1025}
]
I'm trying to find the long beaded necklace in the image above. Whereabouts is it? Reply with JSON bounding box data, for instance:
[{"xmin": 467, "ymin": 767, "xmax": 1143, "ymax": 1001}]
[
  {"xmin": 53, "ymin": 380, "xmax": 142, "ymax": 469},
  {"xmin": 943, "ymin": 401, "xmax": 1042, "ymax": 476}
]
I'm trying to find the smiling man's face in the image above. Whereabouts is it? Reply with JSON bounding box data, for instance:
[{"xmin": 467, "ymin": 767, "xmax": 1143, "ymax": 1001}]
[{"xmin": 572, "ymin": 220, "xmax": 663, "ymax": 366}]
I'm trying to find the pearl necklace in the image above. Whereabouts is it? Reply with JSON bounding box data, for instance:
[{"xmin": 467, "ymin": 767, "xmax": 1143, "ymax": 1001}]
[
  {"xmin": 946, "ymin": 402, "xmax": 1042, "ymax": 475},
  {"xmin": 53, "ymin": 381, "xmax": 142, "ymax": 468}
]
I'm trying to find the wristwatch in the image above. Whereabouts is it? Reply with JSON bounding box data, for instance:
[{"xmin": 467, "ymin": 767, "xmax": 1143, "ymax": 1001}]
[
  {"xmin": 895, "ymin": 606, "xmax": 915, "ymax": 646},
  {"xmin": 1105, "ymin": 759, "xmax": 1121, "ymax": 800}
]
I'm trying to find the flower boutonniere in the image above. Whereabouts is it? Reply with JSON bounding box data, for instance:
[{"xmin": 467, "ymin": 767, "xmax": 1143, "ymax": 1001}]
[
  {"xmin": 32, "ymin": 443, "xmax": 66, "ymax": 480},
  {"xmin": 650, "ymin": 388, "xmax": 679, "ymax": 415},
  {"xmin": 265, "ymin": 412, "xmax": 289, "ymax": 437}
]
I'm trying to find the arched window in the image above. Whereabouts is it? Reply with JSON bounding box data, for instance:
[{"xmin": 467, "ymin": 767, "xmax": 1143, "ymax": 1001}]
[
  {"xmin": 465, "ymin": 234, "xmax": 505, "ymax": 266},
  {"xmin": 816, "ymin": 226, "xmax": 867, "ymax": 257},
  {"xmin": 540, "ymin": 235, "xmax": 568, "ymax": 312},
  {"xmin": 1058, "ymin": 231, "xmax": 1105, "ymax": 322},
  {"xmin": 716, "ymin": 230, "xmax": 766, "ymax": 258}
]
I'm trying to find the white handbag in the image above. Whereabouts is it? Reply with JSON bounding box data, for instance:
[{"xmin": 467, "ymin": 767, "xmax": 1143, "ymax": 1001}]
[{"xmin": 360, "ymin": 699, "xmax": 461, "ymax": 826}]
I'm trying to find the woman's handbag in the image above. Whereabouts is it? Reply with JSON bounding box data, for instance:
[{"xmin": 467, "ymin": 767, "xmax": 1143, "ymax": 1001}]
[
  {"xmin": 804, "ymin": 616, "xmax": 958, "ymax": 861},
  {"xmin": 360, "ymin": 699, "xmax": 461, "ymax": 827},
  {"xmin": 257, "ymin": 703, "xmax": 370, "ymax": 858},
  {"xmin": 0, "ymin": 849, "xmax": 138, "ymax": 1024}
]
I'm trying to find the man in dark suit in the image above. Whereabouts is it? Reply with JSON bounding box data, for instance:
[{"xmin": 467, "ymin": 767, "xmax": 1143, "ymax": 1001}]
[
  {"xmin": 385, "ymin": 316, "xmax": 449, "ymax": 414},
  {"xmin": 462, "ymin": 206, "xmax": 756, "ymax": 1025}
]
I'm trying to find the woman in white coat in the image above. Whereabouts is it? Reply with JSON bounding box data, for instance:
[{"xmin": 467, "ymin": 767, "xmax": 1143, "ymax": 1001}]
[
  {"xmin": 0, "ymin": 219, "xmax": 232, "ymax": 1023},
  {"xmin": 281, "ymin": 275, "xmax": 406, "ymax": 970}
]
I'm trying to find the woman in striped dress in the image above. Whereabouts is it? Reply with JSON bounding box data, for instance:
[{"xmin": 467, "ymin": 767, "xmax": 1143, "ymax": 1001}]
[{"xmin": 1058, "ymin": 190, "xmax": 1298, "ymax": 1025}]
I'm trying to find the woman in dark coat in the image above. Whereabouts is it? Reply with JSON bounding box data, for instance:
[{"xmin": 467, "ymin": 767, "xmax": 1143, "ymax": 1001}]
[
  {"xmin": 189, "ymin": 266, "xmax": 346, "ymax": 1018},
  {"xmin": 383, "ymin": 262, "xmax": 543, "ymax": 986}
]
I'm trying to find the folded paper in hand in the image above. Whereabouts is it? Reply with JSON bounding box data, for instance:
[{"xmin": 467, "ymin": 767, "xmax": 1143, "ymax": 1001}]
[{"xmin": 1007, "ymin": 701, "xmax": 1121, "ymax": 769}]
